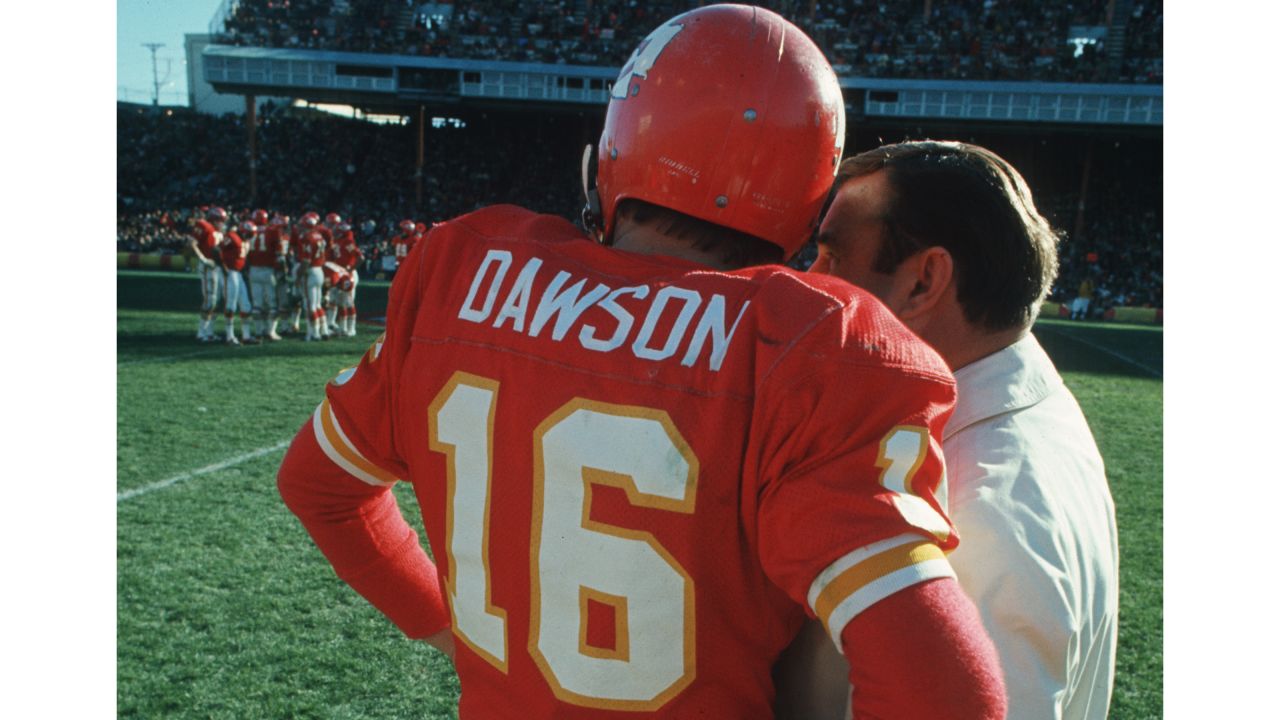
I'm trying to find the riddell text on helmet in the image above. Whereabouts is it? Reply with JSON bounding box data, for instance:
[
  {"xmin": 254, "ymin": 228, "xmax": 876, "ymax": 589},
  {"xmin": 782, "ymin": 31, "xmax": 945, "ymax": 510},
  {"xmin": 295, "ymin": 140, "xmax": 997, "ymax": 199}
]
[{"xmin": 458, "ymin": 249, "xmax": 750, "ymax": 372}]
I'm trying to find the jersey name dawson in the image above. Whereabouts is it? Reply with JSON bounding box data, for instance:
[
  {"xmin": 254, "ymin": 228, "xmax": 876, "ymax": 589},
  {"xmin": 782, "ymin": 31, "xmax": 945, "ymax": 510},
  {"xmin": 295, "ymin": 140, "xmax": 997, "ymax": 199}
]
[{"xmin": 457, "ymin": 248, "xmax": 750, "ymax": 372}]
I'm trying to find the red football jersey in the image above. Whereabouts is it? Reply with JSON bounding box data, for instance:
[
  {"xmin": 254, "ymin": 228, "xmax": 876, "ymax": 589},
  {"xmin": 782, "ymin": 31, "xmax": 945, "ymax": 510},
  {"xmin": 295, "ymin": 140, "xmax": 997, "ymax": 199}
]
[
  {"xmin": 191, "ymin": 219, "xmax": 222, "ymax": 257},
  {"xmin": 392, "ymin": 233, "xmax": 416, "ymax": 261},
  {"xmin": 333, "ymin": 242, "xmax": 363, "ymax": 271},
  {"xmin": 219, "ymin": 232, "xmax": 247, "ymax": 271},
  {"xmin": 248, "ymin": 226, "xmax": 288, "ymax": 268},
  {"xmin": 288, "ymin": 206, "xmax": 958, "ymax": 718},
  {"xmin": 298, "ymin": 234, "xmax": 327, "ymax": 268},
  {"xmin": 323, "ymin": 261, "xmax": 353, "ymax": 290}
]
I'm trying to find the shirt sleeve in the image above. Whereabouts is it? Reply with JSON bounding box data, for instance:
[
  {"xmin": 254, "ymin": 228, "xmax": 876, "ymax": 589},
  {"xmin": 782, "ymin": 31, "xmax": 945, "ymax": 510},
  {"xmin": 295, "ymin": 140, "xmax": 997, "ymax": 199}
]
[
  {"xmin": 945, "ymin": 455, "xmax": 1074, "ymax": 719},
  {"xmin": 752, "ymin": 309, "xmax": 961, "ymax": 647},
  {"xmin": 277, "ymin": 235, "xmax": 448, "ymax": 638},
  {"xmin": 313, "ymin": 232, "xmax": 429, "ymax": 481}
]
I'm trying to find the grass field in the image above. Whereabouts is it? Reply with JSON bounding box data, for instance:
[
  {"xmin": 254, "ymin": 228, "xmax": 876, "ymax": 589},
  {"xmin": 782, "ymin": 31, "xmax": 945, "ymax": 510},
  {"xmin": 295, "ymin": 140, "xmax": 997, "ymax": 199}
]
[{"xmin": 117, "ymin": 271, "xmax": 1162, "ymax": 718}]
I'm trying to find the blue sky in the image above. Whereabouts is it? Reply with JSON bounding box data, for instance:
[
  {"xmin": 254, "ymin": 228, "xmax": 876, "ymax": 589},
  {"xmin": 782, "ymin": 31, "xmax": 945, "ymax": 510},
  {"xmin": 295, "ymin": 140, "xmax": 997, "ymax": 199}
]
[{"xmin": 118, "ymin": 0, "xmax": 225, "ymax": 105}]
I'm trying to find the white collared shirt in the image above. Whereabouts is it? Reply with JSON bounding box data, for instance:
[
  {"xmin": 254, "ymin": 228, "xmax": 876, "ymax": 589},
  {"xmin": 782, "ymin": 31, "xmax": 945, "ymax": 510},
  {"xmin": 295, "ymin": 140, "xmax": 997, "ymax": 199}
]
[{"xmin": 945, "ymin": 334, "xmax": 1119, "ymax": 720}]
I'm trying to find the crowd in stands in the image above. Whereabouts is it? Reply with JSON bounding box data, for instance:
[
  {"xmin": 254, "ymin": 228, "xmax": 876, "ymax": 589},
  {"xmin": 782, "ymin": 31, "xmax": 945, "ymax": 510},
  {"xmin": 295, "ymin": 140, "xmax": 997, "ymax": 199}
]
[
  {"xmin": 118, "ymin": 103, "xmax": 582, "ymax": 277},
  {"xmin": 213, "ymin": 1, "xmax": 1161, "ymax": 84},
  {"xmin": 1038, "ymin": 140, "xmax": 1163, "ymax": 315},
  {"xmin": 118, "ymin": 104, "xmax": 1162, "ymax": 310}
]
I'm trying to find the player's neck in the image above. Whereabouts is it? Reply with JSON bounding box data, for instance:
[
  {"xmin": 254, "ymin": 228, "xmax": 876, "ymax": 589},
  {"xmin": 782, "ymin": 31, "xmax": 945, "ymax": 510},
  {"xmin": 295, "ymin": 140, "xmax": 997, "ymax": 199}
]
[{"xmin": 610, "ymin": 221, "xmax": 732, "ymax": 270}]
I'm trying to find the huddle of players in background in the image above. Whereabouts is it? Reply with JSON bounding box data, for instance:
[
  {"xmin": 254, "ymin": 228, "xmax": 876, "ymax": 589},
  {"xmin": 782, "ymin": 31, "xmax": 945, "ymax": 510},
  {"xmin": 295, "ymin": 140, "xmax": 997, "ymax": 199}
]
[{"xmin": 186, "ymin": 205, "xmax": 425, "ymax": 344}]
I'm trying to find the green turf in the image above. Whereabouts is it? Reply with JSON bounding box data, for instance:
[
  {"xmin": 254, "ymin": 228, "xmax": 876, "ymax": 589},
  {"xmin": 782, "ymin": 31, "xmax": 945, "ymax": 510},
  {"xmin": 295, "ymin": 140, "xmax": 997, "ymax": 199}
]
[{"xmin": 117, "ymin": 272, "xmax": 1162, "ymax": 718}]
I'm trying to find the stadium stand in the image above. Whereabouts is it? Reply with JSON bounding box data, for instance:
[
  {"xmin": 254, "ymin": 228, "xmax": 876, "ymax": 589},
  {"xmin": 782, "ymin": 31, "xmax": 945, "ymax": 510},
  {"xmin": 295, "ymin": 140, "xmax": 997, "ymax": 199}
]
[
  {"xmin": 212, "ymin": 0, "xmax": 1161, "ymax": 84},
  {"xmin": 117, "ymin": 101, "xmax": 1162, "ymax": 313}
]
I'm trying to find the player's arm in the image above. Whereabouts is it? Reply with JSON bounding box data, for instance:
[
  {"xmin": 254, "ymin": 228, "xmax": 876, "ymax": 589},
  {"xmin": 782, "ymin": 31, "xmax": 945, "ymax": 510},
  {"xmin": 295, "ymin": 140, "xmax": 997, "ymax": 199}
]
[
  {"xmin": 277, "ymin": 416, "xmax": 450, "ymax": 646},
  {"xmin": 756, "ymin": 315, "xmax": 1005, "ymax": 718},
  {"xmin": 277, "ymin": 236, "xmax": 451, "ymax": 652},
  {"xmin": 844, "ymin": 578, "xmax": 1003, "ymax": 719},
  {"xmin": 187, "ymin": 231, "xmax": 215, "ymax": 266}
]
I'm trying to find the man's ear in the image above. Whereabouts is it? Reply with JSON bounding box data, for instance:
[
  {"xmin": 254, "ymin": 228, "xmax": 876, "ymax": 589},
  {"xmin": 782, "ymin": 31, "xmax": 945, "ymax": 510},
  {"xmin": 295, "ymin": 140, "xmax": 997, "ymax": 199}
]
[{"xmin": 896, "ymin": 247, "xmax": 953, "ymax": 323}]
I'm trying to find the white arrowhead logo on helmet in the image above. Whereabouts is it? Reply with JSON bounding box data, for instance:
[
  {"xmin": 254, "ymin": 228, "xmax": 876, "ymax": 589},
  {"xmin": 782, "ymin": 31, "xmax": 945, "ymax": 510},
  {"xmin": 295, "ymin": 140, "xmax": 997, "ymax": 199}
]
[{"xmin": 610, "ymin": 21, "xmax": 685, "ymax": 100}]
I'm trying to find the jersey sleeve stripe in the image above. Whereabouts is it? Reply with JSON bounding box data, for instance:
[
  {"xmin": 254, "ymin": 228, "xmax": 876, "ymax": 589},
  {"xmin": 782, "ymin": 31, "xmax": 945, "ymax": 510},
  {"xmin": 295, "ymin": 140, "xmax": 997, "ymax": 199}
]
[
  {"xmin": 808, "ymin": 535, "xmax": 955, "ymax": 645},
  {"xmin": 311, "ymin": 399, "xmax": 398, "ymax": 486}
]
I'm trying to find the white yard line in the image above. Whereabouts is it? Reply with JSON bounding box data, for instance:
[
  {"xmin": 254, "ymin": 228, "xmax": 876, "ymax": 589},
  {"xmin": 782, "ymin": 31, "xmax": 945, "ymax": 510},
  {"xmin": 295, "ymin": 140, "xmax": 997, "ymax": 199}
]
[
  {"xmin": 1038, "ymin": 326, "xmax": 1163, "ymax": 379},
  {"xmin": 117, "ymin": 440, "xmax": 292, "ymax": 502}
]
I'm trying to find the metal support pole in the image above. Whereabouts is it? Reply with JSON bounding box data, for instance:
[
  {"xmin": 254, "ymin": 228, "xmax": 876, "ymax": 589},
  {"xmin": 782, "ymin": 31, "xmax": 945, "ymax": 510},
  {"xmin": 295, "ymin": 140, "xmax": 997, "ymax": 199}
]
[
  {"xmin": 1073, "ymin": 140, "xmax": 1094, "ymax": 245},
  {"xmin": 416, "ymin": 105, "xmax": 426, "ymax": 209},
  {"xmin": 246, "ymin": 94, "xmax": 258, "ymax": 205}
]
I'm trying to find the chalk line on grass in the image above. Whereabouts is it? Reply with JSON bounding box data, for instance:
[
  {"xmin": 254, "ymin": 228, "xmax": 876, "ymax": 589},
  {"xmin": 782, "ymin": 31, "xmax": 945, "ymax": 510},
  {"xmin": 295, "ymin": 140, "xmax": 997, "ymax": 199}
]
[{"xmin": 117, "ymin": 440, "xmax": 291, "ymax": 502}]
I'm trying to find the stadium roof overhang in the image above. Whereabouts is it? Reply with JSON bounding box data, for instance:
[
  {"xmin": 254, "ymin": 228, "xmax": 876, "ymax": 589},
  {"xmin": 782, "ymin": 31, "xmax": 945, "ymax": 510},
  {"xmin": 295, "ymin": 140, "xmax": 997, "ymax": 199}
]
[{"xmin": 202, "ymin": 45, "xmax": 1162, "ymax": 127}]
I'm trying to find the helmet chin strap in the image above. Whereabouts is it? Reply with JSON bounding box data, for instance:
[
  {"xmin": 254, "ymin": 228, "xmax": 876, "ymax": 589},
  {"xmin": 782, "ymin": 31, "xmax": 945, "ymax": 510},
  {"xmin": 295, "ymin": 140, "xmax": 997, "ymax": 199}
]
[{"xmin": 580, "ymin": 144, "xmax": 605, "ymax": 244}]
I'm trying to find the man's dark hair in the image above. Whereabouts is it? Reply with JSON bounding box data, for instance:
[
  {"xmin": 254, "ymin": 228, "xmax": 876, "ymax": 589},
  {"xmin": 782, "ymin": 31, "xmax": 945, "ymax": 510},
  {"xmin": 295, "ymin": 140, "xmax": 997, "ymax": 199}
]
[
  {"xmin": 615, "ymin": 199, "xmax": 784, "ymax": 270},
  {"xmin": 836, "ymin": 141, "xmax": 1061, "ymax": 331}
]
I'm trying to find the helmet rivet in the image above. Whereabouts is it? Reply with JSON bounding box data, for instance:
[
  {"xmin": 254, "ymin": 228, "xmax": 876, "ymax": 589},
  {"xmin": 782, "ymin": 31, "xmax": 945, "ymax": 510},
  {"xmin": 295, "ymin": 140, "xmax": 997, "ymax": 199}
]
[
  {"xmin": 744, "ymin": 109, "xmax": 757, "ymax": 122},
  {"xmin": 610, "ymin": 148, "xmax": 618, "ymax": 160},
  {"xmin": 715, "ymin": 195, "xmax": 728, "ymax": 208}
]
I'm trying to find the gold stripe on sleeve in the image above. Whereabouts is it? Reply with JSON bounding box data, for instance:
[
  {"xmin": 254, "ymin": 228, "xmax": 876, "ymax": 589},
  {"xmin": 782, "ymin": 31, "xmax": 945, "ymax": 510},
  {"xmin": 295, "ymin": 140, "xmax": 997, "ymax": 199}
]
[
  {"xmin": 317, "ymin": 397, "xmax": 398, "ymax": 485},
  {"xmin": 813, "ymin": 541, "xmax": 945, "ymax": 627}
]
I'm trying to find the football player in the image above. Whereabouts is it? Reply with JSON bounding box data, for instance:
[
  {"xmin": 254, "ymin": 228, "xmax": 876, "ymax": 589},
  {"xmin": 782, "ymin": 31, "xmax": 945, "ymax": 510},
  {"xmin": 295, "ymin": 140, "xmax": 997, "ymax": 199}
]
[
  {"xmin": 322, "ymin": 260, "xmax": 356, "ymax": 337},
  {"xmin": 330, "ymin": 223, "xmax": 364, "ymax": 336},
  {"xmin": 188, "ymin": 206, "xmax": 227, "ymax": 341},
  {"xmin": 297, "ymin": 229, "xmax": 330, "ymax": 341},
  {"xmin": 287, "ymin": 213, "xmax": 321, "ymax": 334},
  {"xmin": 390, "ymin": 219, "xmax": 417, "ymax": 273},
  {"xmin": 278, "ymin": 6, "xmax": 1004, "ymax": 718},
  {"xmin": 220, "ymin": 221, "xmax": 257, "ymax": 345},
  {"xmin": 247, "ymin": 212, "xmax": 289, "ymax": 341},
  {"xmin": 265, "ymin": 214, "xmax": 293, "ymax": 340}
]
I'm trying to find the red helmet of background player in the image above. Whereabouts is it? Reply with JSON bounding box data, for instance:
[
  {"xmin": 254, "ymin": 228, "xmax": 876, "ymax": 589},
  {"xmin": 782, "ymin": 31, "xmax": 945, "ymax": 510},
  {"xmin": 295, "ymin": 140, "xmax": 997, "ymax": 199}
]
[
  {"xmin": 300, "ymin": 212, "xmax": 320, "ymax": 228},
  {"xmin": 252, "ymin": 209, "xmax": 269, "ymax": 226},
  {"xmin": 324, "ymin": 212, "xmax": 342, "ymax": 226},
  {"xmin": 399, "ymin": 219, "xmax": 416, "ymax": 234},
  {"xmin": 591, "ymin": 4, "xmax": 845, "ymax": 258},
  {"xmin": 207, "ymin": 206, "xmax": 229, "ymax": 224},
  {"xmin": 269, "ymin": 214, "xmax": 287, "ymax": 227},
  {"xmin": 336, "ymin": 223, "xmax": 352, "ymax": 235},
  {"xmin": 239, "ymin": 221, "xmax": 257, "ymax": 236},
  {"xmin": 414, "ymin": 223, "xmax": 427, "ymax": 235}
]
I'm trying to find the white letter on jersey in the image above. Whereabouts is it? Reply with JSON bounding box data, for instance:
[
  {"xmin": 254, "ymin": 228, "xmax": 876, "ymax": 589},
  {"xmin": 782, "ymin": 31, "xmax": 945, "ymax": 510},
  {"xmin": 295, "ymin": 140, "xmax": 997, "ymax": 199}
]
[
  {"xmin": 530, "ymin": 271, "xmax": 611, "ymax": 341},
  {"xmin": 579, "ymin": 285, "xmax": 651, "ymax": 353},
  {"xmin": 680, "ymin": 296, "xmax": 750, "ymax": 372},
  {"xmin": 493, "ymin": 257, "xmax": 543, "ymax": 333},
  {"xmin": 459, "ymin": 249, "xmax": 513, "ymax": 324},
  {"xmin": 632, "ymin": 287, "xmax": 701, "ymax": 362}
]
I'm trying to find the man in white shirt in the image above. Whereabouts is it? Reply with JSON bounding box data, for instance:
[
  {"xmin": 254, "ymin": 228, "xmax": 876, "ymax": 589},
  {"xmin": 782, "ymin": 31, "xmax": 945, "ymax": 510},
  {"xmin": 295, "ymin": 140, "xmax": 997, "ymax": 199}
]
[{"xmin": 784, "ymin": 140, "xmax": 1119, "ymax": 720}]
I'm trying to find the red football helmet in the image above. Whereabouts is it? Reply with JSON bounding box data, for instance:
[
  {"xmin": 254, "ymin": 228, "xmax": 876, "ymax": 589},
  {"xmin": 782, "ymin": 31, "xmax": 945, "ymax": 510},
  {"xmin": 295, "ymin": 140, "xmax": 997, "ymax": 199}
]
[
  {"xmin": 324, "ymin": 212, "xmax": 343, "ymax": 226},
  {"xmin": 336, "ymin": 222, "xmax": 352, "ymax": 235},
  {"xmin": 300, "ymin": 212, "xmax": 320, "ymax": 228},
  {"xmin": 239, "ymin": 221, "xmax": 258, "ymax": 236},
  {"xmin": 415, "ymin": 223, "xmax": 427, "ymax": 235},
  {"xmin": 207, "ymin": 206, "xmax": 229, "ymax": 224},
  {"xmin": 399, "ymin": 219, "xmax": 416, "ymax": 234},
  {"xmin": 591, "ymin": 4, "xmax": 845, "ymax": 258},
  {"xmin": 252, "ymin": 209, "xmax": 269, "ymax": 226}
]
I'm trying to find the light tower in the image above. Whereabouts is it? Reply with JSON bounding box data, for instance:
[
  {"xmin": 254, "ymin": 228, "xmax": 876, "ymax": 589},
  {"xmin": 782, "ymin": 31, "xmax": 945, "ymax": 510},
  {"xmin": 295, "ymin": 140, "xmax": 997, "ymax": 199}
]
[{"xmin": 142, "ymin": 43, "xmax": 165, "ymax": 106}]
